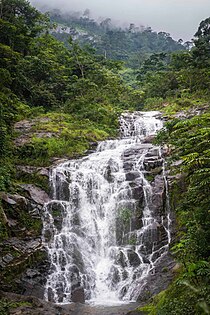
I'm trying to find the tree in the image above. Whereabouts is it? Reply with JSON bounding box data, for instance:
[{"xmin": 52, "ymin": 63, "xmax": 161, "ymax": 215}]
[
  {"xmin": 83, "ymin": 9, "xmax": 90, "ymax": 19},
  {"xmin": 100, "ymin": 18, "xmax": 112, "ymax": 30},
  {"xmin": 0, "ymin": 0, "xmax": 48, "ymax": 55},
  {"xmin": 192, "ymin": 17, "xmax": 210, "ymax": 68}
]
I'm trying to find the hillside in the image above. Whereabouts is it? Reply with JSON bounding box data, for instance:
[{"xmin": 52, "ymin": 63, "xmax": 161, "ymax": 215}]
[{"xmin": 49, "ymin": 9, "xmax": 185, "ymax": 68}]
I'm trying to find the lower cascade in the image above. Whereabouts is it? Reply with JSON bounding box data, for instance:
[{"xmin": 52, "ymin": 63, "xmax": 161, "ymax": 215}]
[{"xmin": 42, "ymin": 111, "xmax": 171, "ymax": 304}]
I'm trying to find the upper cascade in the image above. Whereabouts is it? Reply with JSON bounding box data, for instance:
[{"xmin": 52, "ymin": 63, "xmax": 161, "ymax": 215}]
[{"xmin": 42, "ymin": 111, "xmax": 171, "ymax": 305}]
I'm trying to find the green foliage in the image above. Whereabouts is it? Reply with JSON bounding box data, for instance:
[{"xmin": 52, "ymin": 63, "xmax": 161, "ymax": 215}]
[
  {"xmin": 146, "ymin": 19, "xmax": 210, "ymax": 312},
  {"xmin": 0, "ymin": 203, "xmax": 8, "ymax": 241},
  {"xmin": 144, "ymin": 97, "xmax": 164, "ymax": 109},
  {"xmin": 192, "ymin": 17, "xmax": 210, "ymax": 68},
  {"xmin": 15, "ymin": 113, "xmax": 111, "ymax": 166},
  {"xmin": 153, "ymin": 112, "xmax": 210, "ymax": 314},
  {"xmin": 0, "ymin": 0, "xmax": 140, "ymax": 171},
  {"xmin": 0, "ymin": 166, "xmax": 12, "ymax": 192},
  {"xmin": 139, "ymin": 282, "xmax": 210, "ymax": 315},
  {"xmin": 136, "ymin": 17, "xmax": 210, "ymax": 103},
  {"xmin": 0, "ymin": 298, "xmax": 32, "ymax": 315},
  {"xmin": 0, "ymin": 0, "xmax": 49, "ymax": 54},
  {"xmin": 119, "ymin": 207, "xmax": 132, "ymax": 223}
]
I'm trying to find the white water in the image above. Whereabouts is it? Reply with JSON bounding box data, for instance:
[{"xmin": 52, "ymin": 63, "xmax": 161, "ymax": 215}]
[{"xmin": 42, "ymin": 111, "xmax": 171, "ymax": 305}]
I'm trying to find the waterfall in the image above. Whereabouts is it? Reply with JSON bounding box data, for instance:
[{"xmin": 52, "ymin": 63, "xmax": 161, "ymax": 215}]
[{"xmin": 42, "ymin": 111, "xmax": 171, "ymax": 305}]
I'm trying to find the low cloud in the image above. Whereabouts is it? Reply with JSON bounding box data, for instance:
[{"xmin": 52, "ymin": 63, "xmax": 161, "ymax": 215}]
[{"xmin": 30, "ymin": 0, "xmax": 210, "ymax": 41}]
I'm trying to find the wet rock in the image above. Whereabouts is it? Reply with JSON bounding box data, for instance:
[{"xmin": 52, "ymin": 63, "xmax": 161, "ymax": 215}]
[
  {"xmin": 127, "ymin": 249, "xmax": 141, "ymax": 267},
  {"xmin": 71, "ymin": 287, "xmax": 85, "ymax": 303},
  {"xmin": 143, "ymin": 157, "xmax": 163, "ymax": 171},
  {"xmin": 126, "ymin": 171, "xmax": 140, "ymax": 181},
  {"xmin": 0, "ymin": 236, "xmax": 48, "ymax": 299},
  {"xmin": 25, "ymin": 269, "xmax": 40, "ymax": 278},
  {"xmin": 46, "ymin": 201, "xmax": 65, "ymax": 231},
  {"xmin": 109, "ymin": 266, "xmax": 121, "ymax": 285},
  {"xmin": 54, "ymin": 175, "xmax": 70, "ymax": 201},
  {"xmin": 131, "ymin": 186, "xmax": 144, "ymax": 201},
  {"xmin": 151, "ymin": 175, "xmax": 165, "ymax": 216},
  {"xmin": 104, "ymin": 165, "xmax": 113, "ymax": 182},
  {"xmin": 136, "ymin": 254, "xmax": 176, "ymax": 302},
  {"xmin": 145, "ymin": 148, "xmax": 160, "ymax": 157},
  {"xmin": 115, "ymin": 250, "xmax": 127, "ymax": 268},
  {"xmin": 123, "ymin": 161, "xmax": 134, "ymax": 171},
  {"xmin": 67, "ymin": 265, "xmax": 81, "ymax": 291}
]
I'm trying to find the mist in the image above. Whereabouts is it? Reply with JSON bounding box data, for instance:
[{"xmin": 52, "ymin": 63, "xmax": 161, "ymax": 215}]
[{"xmin": 30, "ymin": 0, "xmax": 210, "ymax": 41}]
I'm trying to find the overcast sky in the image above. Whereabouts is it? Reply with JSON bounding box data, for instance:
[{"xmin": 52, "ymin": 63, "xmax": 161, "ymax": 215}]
[{"xmin": 31, "ymin": 0, "xmax": 210, "ymax": 41}]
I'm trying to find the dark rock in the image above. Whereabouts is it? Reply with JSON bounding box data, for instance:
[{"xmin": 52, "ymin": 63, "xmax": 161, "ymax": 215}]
[
  {"xmin": 131, "ymin": 186, "xmax": 144, "ymax": 201},
  {"xmin": 0, "ymin": 193, "xmax": 27, "ymax": 207},
  {"xmin": 16, "ymin": 166, "xmax": 49, "ymax": 177},
  {"xmin": 25, "ymin": 269, "xmax": 40, "ymax": 278},
  {"xmin": 136, "ymin": 253, "xmax": 176, "ymax": 302},
  {"xmin": 143, "ymin": 157, "xmax": 163, "ymax": 171},
  {"xmin": 53, "ymin": 175, "xmax": 70, "ymax": 201},
  {"xmin": 127, "ymin": 249, "xmax": 141, "ymax": 267},
  {"xmin": 0, "ymin": 291, "xmax": 76, "ymax": 314},
  {"xmin": 126, "ymin": 171, "xmax": 140, "ymax": 181},
  {"xmin": 145, "ymin": 148, "xmax": 160, "ymax": 157},
  {"xmin": 2, "ymin": 253, "xmax": 14, "ymax": 264},
  {"xmin": 67, "ymin": 265, "xmax": 81, "ymax": 292},
  {"xmin": 71, "ymin": 287, "xmax": 85, "ymax": 303},
  {"xmin": 123, "ymin": 161, "xmax": 134, "ymax": 171},
  {"xmin": 29, "ymin": 208, "xmax": 40, "ymax": 219},
  {"xmin": 151, "ymin": 175, "xmax": 165, "ymax": 216},
  {"xmin": 0, "ymin": 194, "xmax": 17, "ymax": 205},
  {"xmin": 115, "ymin": 250, "xmax": 127, "ymax": 268},
  {"xmin": 104, "ymin": 165, "xmax": 113, "ymax": 182},
  {"xmin": 0, "ymin": 258, "xmax": 6, "ymax": 268}
]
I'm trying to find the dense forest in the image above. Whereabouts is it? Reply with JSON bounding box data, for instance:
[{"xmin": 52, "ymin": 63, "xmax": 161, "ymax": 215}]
[
  {"xmin": 49, "ymin": 9, "xmax": 185, "ymax": 68},
  {"xmin": 0, "ymin": 0, "xmax": 210, "ymax": 314}
]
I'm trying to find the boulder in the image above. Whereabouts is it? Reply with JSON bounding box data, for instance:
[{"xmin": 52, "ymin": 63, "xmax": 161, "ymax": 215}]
[
  {"xmin": 16, "ymin": 166, "xmax": 49, "ymax": 177},
  {"xmin": 142, "ymin": 135, "xmax": 155, "ymax": 143},
  {"xmin": 136, "ymin": 254, "xmax": 176, "ymax": 303},
  {"xmin": 126, "ymin": 171, "xmax": 140, "ymax": 181},
  {"xmin": 71, "ymin": 287, "xmax": 85, "ymax": 303},
  {"xmin": 20, "ymin": 184, "xmax": 50, "ymax": 205},
  {"xmin": 131, "ymin": 186, "xmax": 144, "ymax": 201},
  {"xmin": 0, "ymin": 193, "xmax": 27, "ymax": 207},
  {"xmin": 127, "ymin": 249, "xmax": 141, "ymax": 267}
]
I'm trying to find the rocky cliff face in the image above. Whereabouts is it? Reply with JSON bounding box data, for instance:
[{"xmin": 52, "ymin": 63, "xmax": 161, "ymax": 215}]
[
  {"xmin": 117, "ymin": 141, "xmax": 175, "ymax": 301},
  {"xmin": 0, "ymin": 173, "xmax": 50, "ymax": 298},
  {"xmin": 0, "ymin": 112, "xmax": 177, "ymax": 313}
]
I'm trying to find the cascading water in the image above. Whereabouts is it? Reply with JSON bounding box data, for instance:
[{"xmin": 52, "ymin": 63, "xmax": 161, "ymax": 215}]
[{"xmin": 42, "ymin": 111, "xmax": 171, "ymax": 305}]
